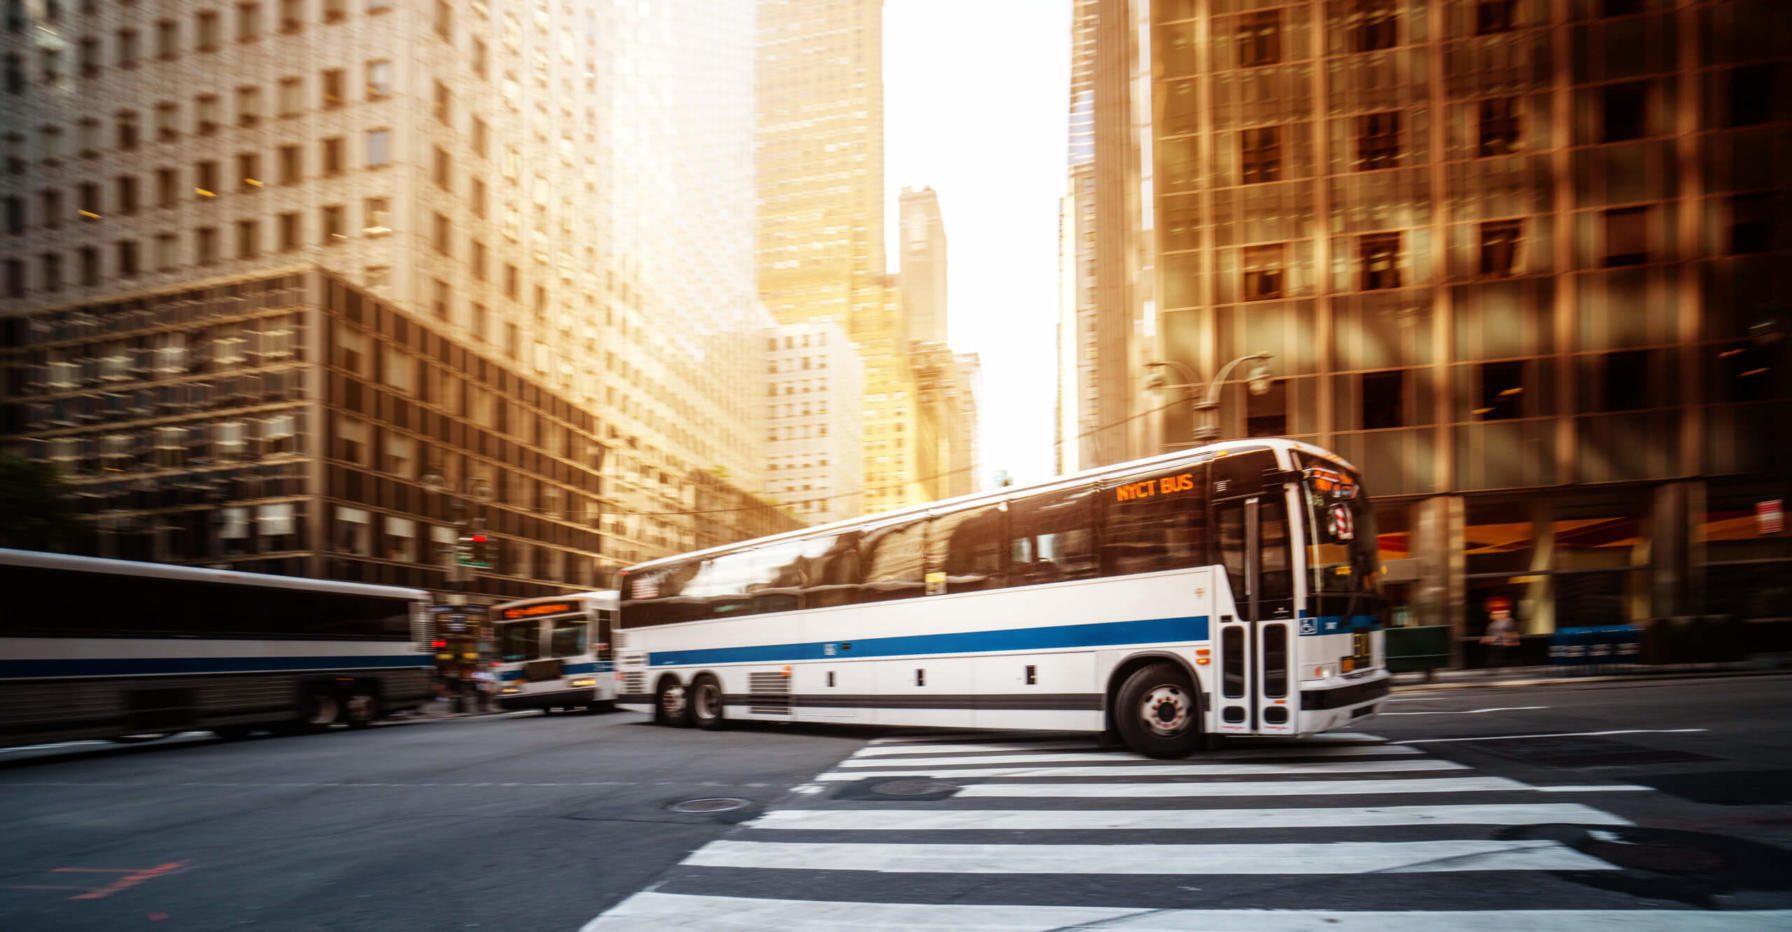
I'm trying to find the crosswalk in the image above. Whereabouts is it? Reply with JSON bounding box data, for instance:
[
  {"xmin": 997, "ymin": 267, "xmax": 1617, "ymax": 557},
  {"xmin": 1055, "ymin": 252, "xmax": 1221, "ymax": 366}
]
[{"xmin": 583, "ymin": 732, "xmax": 1792, "ymax": 930}]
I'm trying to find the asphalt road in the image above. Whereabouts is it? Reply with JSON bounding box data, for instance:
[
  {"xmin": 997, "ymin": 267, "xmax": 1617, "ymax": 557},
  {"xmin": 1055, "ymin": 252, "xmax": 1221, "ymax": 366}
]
[{"xmin": 3, "ymin": 674, "xmax": 1790, "ymax": 930}]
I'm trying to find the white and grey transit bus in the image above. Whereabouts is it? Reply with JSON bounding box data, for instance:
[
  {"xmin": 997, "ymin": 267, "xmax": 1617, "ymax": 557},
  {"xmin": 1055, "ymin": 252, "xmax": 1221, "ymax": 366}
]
[
  {"xmin": 489, "ymin": 591, "xmax": 619, "ymax": 713},
  {"xmin": 0, "ymin": 549, "xmax": 433, "ymax": 745},
  {"xmin": 614, "ymin": 439, "xmax": 1388, "ymax": 758}
]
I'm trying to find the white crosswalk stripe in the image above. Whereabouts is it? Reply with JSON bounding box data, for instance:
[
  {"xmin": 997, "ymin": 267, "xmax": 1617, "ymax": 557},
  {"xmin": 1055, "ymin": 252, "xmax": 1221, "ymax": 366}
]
[
  {"xmin": 816, "ymin": 756, "xmax": 1464, "ymax": 780},
  {"xmin": 749, "ymin": 802, "xmax": 1631, "ymax": 831},
  {"xmin": 583, "ymin": 732, "xmax": 1772, "ymax": 930},
  {"xmin": 590, "ymin": 895, "xmax": 1792, "ymax": 931}
]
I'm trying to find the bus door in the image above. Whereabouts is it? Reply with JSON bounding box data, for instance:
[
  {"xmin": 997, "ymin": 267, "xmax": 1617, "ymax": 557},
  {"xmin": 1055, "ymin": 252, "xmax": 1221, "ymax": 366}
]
[
  {"xmin": 594, "ymin": 606, "xmax": 617, "ymax": 698},
  {"xmin": 1211, "ymin": 458, "xmax": 1297, "ymax": 736}
]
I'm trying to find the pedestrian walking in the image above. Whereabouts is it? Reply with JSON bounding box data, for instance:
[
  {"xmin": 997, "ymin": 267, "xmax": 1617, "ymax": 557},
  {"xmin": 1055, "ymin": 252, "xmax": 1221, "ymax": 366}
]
[
  {"xmin": 471, "ymin": 667, "xmax": 497, "ymax": 712},
  {"xmin": 1480, "ymin": 596, "xmax": 1520, "ymax": 668}
]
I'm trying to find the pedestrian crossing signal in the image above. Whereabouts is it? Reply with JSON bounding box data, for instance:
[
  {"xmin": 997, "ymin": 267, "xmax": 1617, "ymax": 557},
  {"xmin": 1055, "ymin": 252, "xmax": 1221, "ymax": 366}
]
[{"xmin": 456, "ymin": 533, "xmax": 494, "ymax": 569}]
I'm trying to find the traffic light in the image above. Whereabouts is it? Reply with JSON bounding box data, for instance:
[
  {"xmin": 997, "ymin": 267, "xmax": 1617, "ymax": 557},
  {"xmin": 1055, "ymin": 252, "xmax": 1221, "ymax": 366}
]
[{"xmin": 458, "ymin": 533, "xmax": 494, "ymax": 569}]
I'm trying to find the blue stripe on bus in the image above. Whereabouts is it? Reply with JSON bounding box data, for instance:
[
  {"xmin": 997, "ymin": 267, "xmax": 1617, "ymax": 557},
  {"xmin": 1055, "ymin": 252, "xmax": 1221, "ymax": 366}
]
[
  {"xmin": 0, "ymin": 654, "xmax": 433, "ymax": 679},
  {"xmin": 497, "ymin": 661, "xmax": 611, "ymax": 682},
  {"xmin": 646, "ymin": 615, "xmax": 1210, "ymax": 668},
  {"xmin": 1297, "ymin": 614, "xmax": 1382, "ymax": 636}
]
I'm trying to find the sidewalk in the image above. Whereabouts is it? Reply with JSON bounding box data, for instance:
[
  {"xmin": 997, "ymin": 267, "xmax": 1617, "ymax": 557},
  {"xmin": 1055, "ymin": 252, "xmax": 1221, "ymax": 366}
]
[
  {"xmin": 398, "ymin": 699, "xmax": 513, "ymax": 721},
  {"xmin": 1391, "ymin": 654, "xmax": 1792, "ymax": 690}
]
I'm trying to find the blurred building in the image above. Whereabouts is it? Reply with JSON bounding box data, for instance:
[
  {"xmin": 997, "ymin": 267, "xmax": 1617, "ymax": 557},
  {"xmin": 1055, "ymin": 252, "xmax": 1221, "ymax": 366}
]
[
  {"xmin": 0, "ymin": 1, "xmax": 786, "ymax": 589},
  {"xmin": 897, "ymin": 185, "xmax": 980, "ymax": 499},
  {"xmin": 950, "ymin": 352, "xmax": 981, "ymax": 497},
  {"xmin": 0, "ymin": 268, "xmax": 607, "ymax": 602},
  {"xmin": 1057, "ymin": 0, "xmax": 1156, "ymax": 474},
  {"xmin": 756, "ymin": 0, "xmax": 927, "ymax": 515},
  {"xmin": 897, "ymin": 186, "xmax": 948, "ymax": 344},
  {"xmin": 766, "ymin": 320, "xmax": 865, "ymax": 523},
  {"xmin": 1083, "ymin": 0, "xmax": 1792, "ymax": 644}
]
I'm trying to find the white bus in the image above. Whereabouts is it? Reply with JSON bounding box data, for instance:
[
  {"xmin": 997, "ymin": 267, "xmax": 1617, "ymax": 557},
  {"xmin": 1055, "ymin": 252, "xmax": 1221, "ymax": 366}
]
[
  {"xmin": 490, "ymin": 591, "xmax": 619, "ymax": 714},
  {"xmin": 614, "ymin": 439, "xmax": 1388, "ymax": 758},
  {"xmin": 0, "ymin": 549, "xmax": 433, "ymax": 745}
]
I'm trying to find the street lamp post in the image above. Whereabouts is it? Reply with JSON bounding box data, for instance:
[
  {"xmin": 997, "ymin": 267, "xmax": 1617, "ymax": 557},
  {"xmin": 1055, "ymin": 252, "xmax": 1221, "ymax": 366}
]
[{"xmin": 1147, "ymin": 353, "xmax": 1275, "ymax": 445}]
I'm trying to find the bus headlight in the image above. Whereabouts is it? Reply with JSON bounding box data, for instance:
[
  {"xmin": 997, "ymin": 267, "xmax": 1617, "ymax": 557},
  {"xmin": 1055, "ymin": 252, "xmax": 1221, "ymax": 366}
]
[
  {"xmin": 500, "ymin": 686, "xmax": 520, "ymax": 695},
  {"xmin": 568, "ymin": 678, "xmax": 596, "ymax": 687},
  {"xmin": 1308, "ymin": 665, "xmax": 1333, "ymax": 681}
]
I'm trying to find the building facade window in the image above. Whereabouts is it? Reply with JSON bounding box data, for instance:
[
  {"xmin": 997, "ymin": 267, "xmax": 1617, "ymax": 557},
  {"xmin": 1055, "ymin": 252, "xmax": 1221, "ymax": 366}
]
[
  {"xmin": 365, "ymin": 128, "xmax": 390, "ymax": 167},
  {"xmin": 1729, "ymin": 193, "xmax": 1774, "ymax": 254},
  {"xmin": 366, "ymin": 59, "xmax": 392, "ymax": 99},
  {"xmin": 1356, "ymin": 111, "xmax": 1401, "ymax": 170},
  {"xmin": 1476, "ymin": 361, "xmax": 1525, "ymax": 420},
  {"xmin": 1352, "ymin": 0, "xmax": 1397, "ymax": 53},
  {"xmin": 1479, "ymin": 219, "xmax": 1523, "ymax": 277},
  {"xmin": 1476, "ymin": 0, "xmax": 1516, "ymax": 34},
  {"xmin": 1241, "ymin": 244, "xmax": 1286, "ymax": 301},
  {"xmin": 1603, "ymin": 206, "xmax": 1649, "ymax": 266},
  {"xmin": 1360, "ymin": 232, "xmax": 1402, "ymax": 290},
  {"xmin": 1602, "ymin": 81, "xmax": 1648, "ymax": 142},
  {"xmin": 1237, "ymin": 11, "xmax": 1280, "ymax": 67},
  {"xmin": 1240, "ymin": 126, "xmax": 1282, "ymax": 184},
  {"xmin": 1362, "ymin": 370, "xmax": 1406, "ymax": 429},
  {"xmin": 1478, "ymin": 96, "xmax": 1519, "ymax": 156}
]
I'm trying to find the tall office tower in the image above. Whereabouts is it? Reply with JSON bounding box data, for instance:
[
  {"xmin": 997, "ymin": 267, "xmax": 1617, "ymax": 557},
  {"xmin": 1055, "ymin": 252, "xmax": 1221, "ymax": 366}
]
[
  {"xmin": 1057, "ymin": 0, "xmax": 1152, "ymax": 473},
  {"xmin": 1142, "ymin": 0, "xmax": 1789, "ymax": 648},
  {"xmin": 0, "ymin": 1, "xmax": 783, "ymax": 592},
  {"xmin": 950, "ymin": 352, "xmax": 982, "ymax": 496},
  {"xmin": 766, "ymin": 320, "xmax": 865, "ymax": 523},
  {"xmin": 897, "ymin": 186, "xmax": 948, "ymax": 345},
  {"xmin": 757, "ymin": 0, "xmax": 923, "ymax": 515}
]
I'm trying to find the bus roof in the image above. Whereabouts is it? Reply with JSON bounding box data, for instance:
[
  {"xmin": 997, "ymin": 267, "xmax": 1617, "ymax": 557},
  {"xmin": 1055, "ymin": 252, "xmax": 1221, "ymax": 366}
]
[
  {"xmin": 620, "ymin": 438, "xmax": 1358, "ymax": 576},
  {"xmin": 0, "ymin": 548, "xmax": 432, "ymax": 601}
]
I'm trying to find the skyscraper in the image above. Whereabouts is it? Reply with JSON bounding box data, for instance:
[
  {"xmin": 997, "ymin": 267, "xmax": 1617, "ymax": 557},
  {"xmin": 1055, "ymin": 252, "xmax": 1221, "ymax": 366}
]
[
  {"xmin": 1130, "ymin": 0, "xmax": 1790, "ymax": 647},
  {"xmin": 0, "ymin": 1, "xmax": 786, "ymax": 589},
  {"xmin": 897, "ymin": 186, "xmax": 948, "ymax": 345},
  {"xmin": 766, "ymin": 320, "xmax": 865, "ymax": 523},
  {"xmin": 757, "ymin": 0, "xmax": 926, "ymax": 515},
  {"xmin": 1057, "ymin": 0, "xmax": 1153, "ymax": 473}
]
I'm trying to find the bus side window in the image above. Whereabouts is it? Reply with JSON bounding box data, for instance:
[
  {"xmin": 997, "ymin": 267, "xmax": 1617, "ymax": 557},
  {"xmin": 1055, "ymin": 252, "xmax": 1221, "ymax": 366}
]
[
  {"xmin": 926, "ymin": 504, "xmax": 1006, "ymax": 593},
  {"xmin": 803, "ymin": 532, "xmax": 862, "ymax": 608},
  {"xmin": 859, "ymin": 518, "xmax": 926, "ymax": 602},
  {"xmin": 1006, "ymin": 486, "xmax": 1098, "ymax": 585}
]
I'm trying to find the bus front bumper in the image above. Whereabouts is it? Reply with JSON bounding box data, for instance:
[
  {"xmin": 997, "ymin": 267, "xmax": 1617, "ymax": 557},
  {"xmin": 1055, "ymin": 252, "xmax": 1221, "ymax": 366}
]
[
  {"xmin": 496, "ymin": 687, "xmax": 600, "ymax": 711},
  {"xmin": 1297, "ymin": 674, "xmax": 1391, "ymax": 732}
]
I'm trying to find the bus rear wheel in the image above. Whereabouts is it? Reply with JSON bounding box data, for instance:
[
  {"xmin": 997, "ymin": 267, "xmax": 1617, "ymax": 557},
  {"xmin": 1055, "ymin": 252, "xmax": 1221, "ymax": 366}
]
[
  {"xmin": 690, "ymin": 675, "xmax": 726, "ymax": 731},
  {"xmin": 1114, "ymin": 662, "xmax": 1201, "ymax": 760},
  {"xmin": 343, "ymin": 687, "xmax": 380, "ymax": 729},
  {"xmin": 654, "ymin": 679, "xmax": 690, "ymax": 727},
  {"xmin": 301, "ymin": 688, "xmax": 340, "ymax": 733}
]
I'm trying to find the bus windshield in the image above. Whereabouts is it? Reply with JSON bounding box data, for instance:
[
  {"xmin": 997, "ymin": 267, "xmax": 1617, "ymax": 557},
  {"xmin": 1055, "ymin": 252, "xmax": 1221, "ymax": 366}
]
[
  {"xmin": 1294, "ymin": 452, "xmax": 1379, "ymax": 604},
  {"xmin": 495, "ymin": 621, "xmax": 542, "ymax": 663}
]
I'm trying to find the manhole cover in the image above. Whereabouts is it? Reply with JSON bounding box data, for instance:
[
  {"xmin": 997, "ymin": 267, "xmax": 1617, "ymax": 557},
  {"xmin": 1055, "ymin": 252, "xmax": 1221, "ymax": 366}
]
[
  {"xmin": 669, "ymin": 797, "xmax": 749, "ymax": 814},
  {"xmin": 870, "ymin": 779, "xmax": 958, "ymax": 798}
]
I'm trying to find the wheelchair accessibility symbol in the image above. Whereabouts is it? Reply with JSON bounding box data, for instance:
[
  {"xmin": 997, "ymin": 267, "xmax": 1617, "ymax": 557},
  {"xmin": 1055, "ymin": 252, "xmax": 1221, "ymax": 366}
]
[{"xmin": 1300, "ymin": 618, "xmax": 1319, "ymax": 636}]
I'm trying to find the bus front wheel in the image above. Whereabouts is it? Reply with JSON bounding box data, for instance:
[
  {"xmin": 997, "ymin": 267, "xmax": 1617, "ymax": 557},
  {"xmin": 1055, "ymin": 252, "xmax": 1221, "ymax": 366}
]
[
  {"xmin": 654, "ymin": 679, "xmax": 690, "ymax": 727},
  {"xmin": 1114, "ymin": 662, "xmax": 1201, "ymax": 760},
  {"xmin": 690, "ymin": 675, "xmax": 726, "ymax": 731}
]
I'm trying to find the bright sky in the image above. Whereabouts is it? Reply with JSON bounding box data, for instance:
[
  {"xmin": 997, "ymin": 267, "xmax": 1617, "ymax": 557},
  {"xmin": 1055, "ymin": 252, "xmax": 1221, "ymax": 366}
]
[{"xmin": 883, "ymin": 0, "xmax": 1070, "ymax": 488}]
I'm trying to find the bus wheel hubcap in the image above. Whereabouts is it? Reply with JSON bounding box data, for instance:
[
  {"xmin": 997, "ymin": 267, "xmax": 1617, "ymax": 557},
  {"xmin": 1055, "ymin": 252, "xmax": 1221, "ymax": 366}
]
[
  {"xmin": 698, "ymin": 685, "xmax": 720, "ymax": 718},
  {"xmin": 661, "ymin": 686, "xmax": 686, "ymax": 717},
  {"xmin": 1141, "ymin": 686, "xmax": 1188, "ymax": 735}
]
